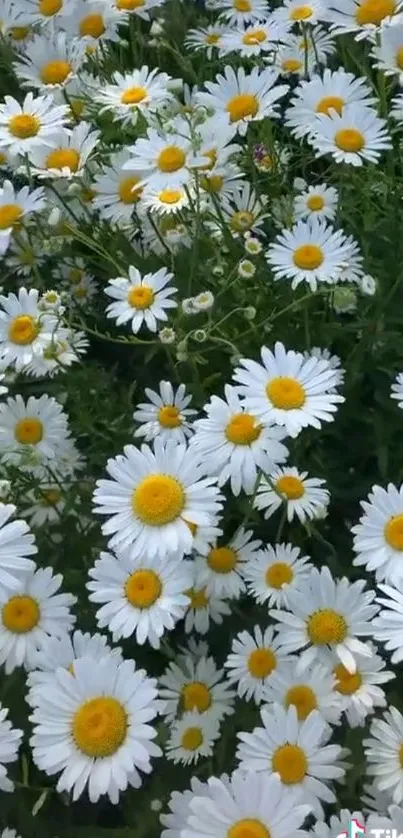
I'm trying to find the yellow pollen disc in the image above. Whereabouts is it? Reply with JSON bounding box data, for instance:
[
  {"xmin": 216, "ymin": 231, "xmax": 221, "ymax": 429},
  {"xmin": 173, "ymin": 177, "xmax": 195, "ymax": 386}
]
[
  {"xmin": 127, "ymin": 285, "xmax": 154, "ymax": 310},
  {"xmin": 334, "ymin": 663, "xmax": 362, "ymax": 695},
  {"xmin": 293, "ymin": 243, "xmax": 324, "ymax": 270},
  {"xmin": 10, "ymin": 25, "xmax": 30, "ymax": 39},
  {"xmin": 2, "ymin": 595, "xmax": 40, "ymax": 633},
  {"xmin": 307, "ymin": 194, "xmax": 325, "ymax": 211},
  {"xmin": 247, "ymin": 647, "xmax": 276, "ymax": 678},
  {"xmin": 234, "ymin": 0, "xmax": 252, "ymax": 8},
  {"xmin": 158, "ymin": 189, "xmax": 183, "ymax": 205},
  {"xmin": 225, "ymin": 413, "xmax": 261, "ymax": 445},
  {"xmin": 117, "ymin": 0, "xmax": 145, "ymax": 8},
  {"xmin": 272, "ymin": 743, "xmax": 307, "ymax": 784},
  {"xmin": 207, "ymin": 546, "xmax": 238, "ymax": 573},
  {"xmin": 8, "ymin": 114, "xmax": 40, "ymax": 139},
  {"xmin": 157, "ymin": 146, "xmax": 186, "ymax": 173},
  {"xmin": 230, "ymin": 210, "xmax": 255, "ymax": 232},
  {"xmin": 266, "ymin": 377, "xmax": 306, "ymax": 410},
  {"xmin": 14, "ymin": 417, "xmax": 43, "ymax": 445},
  {"xmin": 355, "ymin": 0, "xmax": 395, "ymax": 23},
  {"xmin": 121, "ymin": 86, "xmax": 147, "ymax": 105},
  {"xmin": 243, "ymin": 28, "xmax": 267, "ymax": 44},
  {"xmin": 285, "ymin": 684, "xmax": 317, "ymax": 720},
  {"xmin": 282, "ymin": 58, "xmax": 302, "ymax": 71},
  {"xmin": 41, "ymin": 488, "xmax": 61, "ymax": 505},
  {"xmin": 275, "ymin": 475, "xmax": 305, "ymax": 500},
  {"xmin": 8, "ymin": 315, "xmax": 39, "ymax": 346},
  {"xmin": 158, "ymin": 405, "xmax": 181, "ymax": 428},
  {"xmin": 79, "ymin": 12, "xmax": 105, "ymax": 38},
  {"xmin": 201, "ymin": 174, "xmax": 224, "ymax": 193},
  {"xmin": 39, "ymin": 0, "xmax": 62, "ymax": 14},
  {"xmin": 186, "ymin": 587, "xmax": 209, "ymax": 609},
  {"xmin": 181, "ymin": 681, "xmax": 212, "ymax": 713},
  {"xmin": 290, "ymin": 3, "xmax": 313, "ymax": 17},
  {"xmin": 40, "ymin": 60, "xmax": 71, "ymax": 85},
  {"xmin": 0, "ymin": 204, "xmax": 22, "ymax": 230},
  {"xmin": 316, "ymin": 95, "xmax": 345, "ymax": 116},
  {"xmin": 307, "ymin": 608, "xmax": 348, "ymax": 645},
  {"xmin": 118, "ymin": 175, "xmax": 143, "ymax": 204},
  {"xmin": 75, "ymin": 286, "xmax": 88, "ymax": 299},
  {"xmin": 384, "ymin": 514, "xmax": 403, "ymax": 550},
  {"xmin": 228, "ymin": 820, "xmax": 270, "ymax": 838},
  {"xmin": 46, "ymin": 148, "xmax": 80, "ymax": 171},
  {"xmin": 396, "ymin": 46, "xmax": 403, "ymax": 68},
  {"xmin": 266, "ymin": 561, "xmax": 294, "ymax": 588},
  {"xmin": 181, "ymin": 727, "xmax": 203, "ymax": 751},
  {"xmin": 72, "ymin": 696, "xmax": 127, "ymax": 758},
  {"xmin": 206, "ymin": 32, "xmax": 220, "ymax": 44},
  {"xmin": 124, "ymin": 569, "xmax": 162, "ymax": 608},
  {"xmin": 226, "ymin": 93, "xmax": 259, "ymax": 124},
  {"xmin": 68, "ymin": 268, "xmax": 84, "ymax": 284},
  {"xmin": 132, "ymin": 474, "xmax": 185, "ymax": 526},
  {"xmin": 335, "ymin": 128, "xmax": 365, "ymax": 152}
]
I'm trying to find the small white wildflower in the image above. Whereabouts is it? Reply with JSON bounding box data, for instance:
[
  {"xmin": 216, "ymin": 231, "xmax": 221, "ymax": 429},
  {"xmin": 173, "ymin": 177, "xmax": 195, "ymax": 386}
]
[
  {"xmin": 193, "ymin": 329, "xmax": 207, "ymax": 343},
  {"xmin": 333, "ymin": 286, "xmax": 358, "ymax": 314},
  {"xmin": 212, "ymin": 265, "xmax": 224, "ymax": 277},
  {"xmin": 0, "ymin": 480, "xmax": 11, "ymax": 500},
  {"xmin": 159, "ymin": 328, "xmax": 176, "ymax": 344},
  {"xmin": 245, "ymin": 237, "xmax": 263, "ymax": 255},
  {"xmin": 244, "ymin": 306, "xmax": 256, "ymax": 320},
  {"xmin": 194, "ymin": 291, "xmax": 214, "ymax": 312},
  {"xmin": 360, "ymin": 274, "xmax": 377, "ymax": 296},
  {"xmin": 238, "ymin": 259, "xmax": 256, "ymax": 278},
  {"xmin": 182, "ymin": 298, "xmax": 198, "ymax": 315},
  {"xmin": 47, "ymin": 208, "xmax": 62, "ymax": 226}
]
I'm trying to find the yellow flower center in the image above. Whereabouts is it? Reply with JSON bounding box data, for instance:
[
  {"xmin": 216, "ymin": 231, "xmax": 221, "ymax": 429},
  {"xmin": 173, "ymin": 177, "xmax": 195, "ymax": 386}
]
[
  {"xmin": 225, "ymin": 413, "xmax": 261, "ymax": 445},
  {"xmin": 384, "ymin": 514, "xmax": 403, "ymax": 550},
  {"xmin": 228, "ymin": 821, "xmax": 270, "ymax": 838},
  {"xmin": 201, "ymin": 174, "xmax": 224, "ymax": 193},
  {"xmin": 290, "ymin": 3, "xmax": 313, "ymax": 17},
  {"xmin": 8, "ymin": 114, "xmax": 40, "ymax": 139},
  {"xmin": 68, "ymin": 268, "xmax": 84, "ymax": 284},
  {"xmin": 127, "ymin": 285, "xmax": 154, "ymax": 309},
  {"xmin": 186, "ymin": 586, "xmax": 209, "ymax": 609},
  {"xmin": 158, "ymin": 405, "xmax": 181, "ymax": 428},
  {"xmin": 293, "ymin": 244, "xmax": 324, "ymax": 270},
  {"xmin": 266, "ymin": 562, "xmax": 294, "ymax": 588},
  {"xmin": 72, "ymin": 696, "xmax": 127, "ymax": 757},
  {"xmin": 75, "ymin": 286, "xmax": 88, "ymax": 299},
  {"xmin": 266, "ymin": 377, "xmax": 306, "ymax": 410},
  {"xmin": 243, "ymin": 28, "xmax": 267, "ymax": 44},
  {"xmin": 275, "ymin": 475, "xmax": 305, "ymax": 500},
  {"xmin": 285, "ymin": 685, "xmax": 317, "ymax": 720},
  {"xmin": 39, "ymin": 0, "xmax": 62, "ymax": 15},
  {"xmin": 282, "ymin": 58, "xmax": 302, "ymax": 71},
  {"xmin": 335, "ymin": 129, "xmax": 365, "ymax": 152},
  {"xmin": 206, "ymin": 32, "xmax": 221, "ymax": 44},
  {"xmin": 230, "ymin": 210, "xmax": 255, "ymax": 232},
  {"xmin": 355, "ymin": 0, "xmax": 395, "ymax": 23},
  {"xmin": 181, "ymin": 682, "xmax": 212, "ymax": 713},
  {"xmin": 39, "ymin": 60, "xmax": 71, "ymax": 85},
  {"xmin": 157, "ymin": 146, "xmax": 186, "ymax": 174},
  {"xmin": 8, "ymin": 315, "xmax": 39, "ymax": 345},
  {"xmin": 117, "ymin": 0, "xmax": 144, "ymax": 8},
  {"xmin": 10, "ymin": 25, "xmax": 31, "ymax": 39},
  {"xmin": 0, "ymin": 204, "xmax": 22, "ymax": 230},
  {"xmin": 158, "ymin": 189, "xmax": 183, "ymax": 205},
  {"xmin": 234, "ymin": 0, "xmax": 252, "ymax": 9},
  {"xmin": 334, "ymin": 663, "xmax": 362, "ymax": 695},
  {"xmin": 226, "ymin": 93, "xmax": 259, "ymax": 124},
  {"xmin": 181, "ymin": 727, "xmax": 203, "ymax": 751},
  {"xmin": 247, "ymin": 647, "xmax": 276, "ymax": 678},
  {"xmin": 41, "ymin": 488, "xmax": 61, "ymax": 505},
  {"xmin": 306, "ymin": 194, "xmax": 325, "ymax": 211},
  {"xmin": 207, "ymin": 546, "xmax": 238, "ymax": 573},
  {"xmin": 132, "ymin": 474, "xmax": 185, "ymax": 526},
  {"xmin": 124, "ymin": 569, "xmax": 162, "ymax": 608},
  {"xmin": 118, "ymin": 175, "xmax": 143, "ymax": 204},
  {"xmin": 121, "ymin": 86, "xmax": 147, "ymax": 105},
  {"xmin": 316, "ymin": 95, "xmax": 345, "ymax": 116},
  {"xmin": 307, "ymin": 609, "xmax": 348, "ymax": 645},
  {"xmin": 272, "ymin": 744, "xmax": 307, "ymax": 784},
  {"xmin": 46, "ymin": 148, "xmax": 80, "ymax": 171},
  {"xmin": 79, "ymin": 12, "xmax": 105, "ymax": 38},
  {"xmin": 2, "ymin": 595, "xmax": 40, "ymax": 633},
  {"xmin": 14, "ymin": 417, "xmax": 43, "ymax": 445}
]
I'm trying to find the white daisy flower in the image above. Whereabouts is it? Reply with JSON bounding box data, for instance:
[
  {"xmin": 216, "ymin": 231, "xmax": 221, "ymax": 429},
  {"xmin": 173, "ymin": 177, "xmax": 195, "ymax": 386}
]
[
  {"xmin": 71, "ymin": 275, "xmax": 98, "ymax": 306},
  {"xmin": 1, "ymin": 830, "xmax": 22, "ymax": 838},
  {"xmin": 0, "ymin": 180, "xmax": 46, "ymax": 254},
  {"xmin": 352, "ymin": 483, "xmax": 403, "ymax": 585},
  {"xmin": 262, "ymin": 661, "xmax": 343, "ymax": 725},
  {"xmin": 133, "ymin": 381, "xmax": 196, "ymax": 444},
  {"xmin": 28, "ymin": 122, "xmax": 100, "ymax": 179},
  {"xmin": 243, "ymin": 542, "xmax": 313, "ymax": 606},
  {"xmin": 182, "ymin": 770, "xmax": 311, "ymax": 838},
  {"xmin": 30, "ymin": 655, "xmax": 162, "ymax": 802},
  {"xmin": 0, "ymin": 287, "xmax": 57, "ymax": 372},
  {"xmin": 96, "ymin": 67, "xmax": 173, "ymax": 125},
  {"xmin": 311, "ymin": 810, "xmax": 366, "ymax": 838},
  {"xmin": 159, "ymin": 654, "xmax": 235, "ymax": 722},
  {"xmin": 193, "ymin": 291, "xmax": 215, "ymax": 312},
  {"xmin": 0, "ymin": 566, "xmax": 76, "ymax": 673},
  {"xmin": 87, "ymin": 549, "xmax": 192, "ymax": 648},
  {"xmin": 196, "ymin": 66, "xmax": 289, "ymax": 137},
  {"xmin": 112, "ymin": 0, "xmax": 164, "ymax": 16},
  {"xmin": 372, "ymin": 583, "xmax": 403, "ymax": 663},
  {"xmin": 274, "ymin": 0, "xmax": 326, "ymax": 24},
  {"xmin": 0, "ymin": 92, "xmax": 68, "ymax": 156},
  {"xmin": 214, "ymin": 0, "xmax": 270, "ymax": 25},
  {"xmin": 270, "ymin": 565, "xmax": 378, "ymax": 674},
  {"xmin": 371, "ymin": 23, "xmax": 403, "ymax": 82},
  {"xmin": 285, "ymin": 70, "xmax": 376, "ymax": 140},
  {"xmin": 92, "ymin": 150, "xmax": 145, "ymax": 223},
  {"xmin": 391, "ymin": 373, "xmax": 403, "ymax": 408},
  {"xmin": 0, "ymin": 394, "xmax": 70, "ymax": 469},
  {"xmin": 220, "ymin": 19, "xmax": 290, "ymax": 57},
  {"xmin": 361, "ymin": 780, "xmax": 392, "ymax": 814},
  {"xmin": 236, "ymin": 703, "xmax": 347, "ymax": 815},
  {"xmin": 166, "ymin": 710, "xmax": 220, "ymax": 765},
  {"xmin": 93, "ymin": 438, "xmax": 223, "ymax": 560},
  {"xmin": 194, "ymin": 527, "xmax": 261, "ymax": 598},
  {"xmin": 13, "ymin": 31, "xmax": 86, "ymax": 91},
  {"xmin": 61, "ymin": 0, "xmax": 123, "ymax": 47},
  {"xmin": 105, "ymin": 266, "xmax": 177, "ymax": 334},
  {"xmin": 324, "ymin": 0, "xmax": 402, "ymax": 39},
  {"xmin": 160, "ymin": 776, "xmax": 211, "ymax": 838},
  {"xmin": 0, "ymin": 0, "xmax": 32, "ymax": 34},
  {"xmin": 140, "ymin": 185, "xmax": 191, "ymax": 215},
  {"xmin": 184, "ymin": 584, "xmax": 231, "ymax": 634},
  {"xmin": 390, "ymin": 91, "xmax": 403, "ymax": 121},
  {"xmin": 309, "ymin": 104, "xmax": 392, "ymax": 166},
  {"xmin": 303, "ymin": 346, "xmax": 345, "ymax": 386},
  {"xmin": 123, "ymin": 127, "xmax": 194, "ymax": 190},
  {"xmin": 15, "ymin": 0, "xmax": 74, "ymax": 24},
  {"xmin": 275, "ymin": 38, "xmax": 317, "ymax": 76},
  {"xmin": 233, "ymin": 341, "xmax": 345, "ymax": 438},
  {"xmin": 364, "ymin": 706, "xmax": 403, "ymax": 804},
  {"xmin": 294, "ymin": 183, "xmax": 338, "ymax": 221},
  {"xmin": 212, "ymin": 183, "xmax": 268, "ymax": 238},
  {"xmin": 185, "ymin": 24, "xmax": 229, "ymax": 57},
  {"xmin": 255, "ymin": 467, "xmax": 330, "ymax": 523},
  {"xmin": 24, "ymin": 328, "xmax": 88, "ymax": 378},
  {"xmin": 23, "ymin": 485, "xmax": 66, "ymax": 528},
  {"xmin": 0, "ymin": 704, "xmax": 22, "ymax": 792},
  {"xmin": 224, "ymin": 625, "xmax": 292, "ymax": 703},
  {"xmin": 329, "ymin": 644, "xmax": 394, "ymax": 728},
  {"xmin": 0, "ymin": 502, "xmax": 37, "ymax": 589}
]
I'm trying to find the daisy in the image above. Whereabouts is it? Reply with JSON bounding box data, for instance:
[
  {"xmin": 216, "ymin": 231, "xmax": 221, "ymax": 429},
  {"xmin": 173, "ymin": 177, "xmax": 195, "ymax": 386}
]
[
  {"xmin": 364, "ymin": 706, "xmax": 403, "ymax": 803},
  {"xmin": 13, "ymin": 31, "xmax": 86, "ymax": 91},
  {"xmin": 214, "ymin": 0, "xmax": 270, "ymax": 25},
  {"xmin": 0, "ymin": 0, "xmax": 32, "ymax": 35},
  {"xmin": 28, "ymin": 122, "xmax": 100, "ymax": 179},
  {"xmin": 23, "ymin": 484, "xmax": 68, "ymax": 527},
  {"xmin": 0, "ymin": 502, "xmax": 37, "ymax": 590},
  {"xmin": 274, "ymin": 0, "xmax": 326, "ymax": 24},
  {"xmin": 61, "ymin": 0, "xmax": 123, "ymax": 48},
  {"xmin": 191, "ymin": 385, "xmax": 289, "ymax": 496},
  {"xmin": 311, "ymin": 811, "xmax": 367, "ymax": 838},
  {"xmin": 233, "ymin": 341, "xmax": 345, "ymax": 438},
  {"xmin": 236, "ymin": 703, "xmax": 346, "ymax": 814},
  {"xmin": 159, "ymin": 654, "xmax": 235, "ymax": 722},
  {"xmin": 199, "ymin": 165, "xmax": 244, "ymax": 200},
  {"xmin": 133, "ymin": 381, "xmax": 196, "ymax": 444},
  {"xmin": 0, "ymin": 180, "xmax": 46, "ymax": 254},
  {"xmin": 0, "ymin": 704, "xmax": 22, "ymax": 792},
  {"xmin": 330, "ymin": 645, "xmax": 394, "ymax": 727},
  {"xmin": 294, "ymin": 184, "xmax": 338, "ymax": 221},
  {"xmin": 244, "ymin": 542, "xmax": 313, "ymax": 606},
  {"xmin": 196, "ymin": 66, "xmax": 289, "ymax": 137},
  {"xmin": 123, "ymin": 127, "xmax": 194, "ymax": 190},
  {"xmin": 89, "ymin": 151, "xmax": 144, "ymax": 224},
  {"xmin": 16, "ymin": 0, "xmax": 74, "ymax": 24},
  {"xmin": 105, "ymin": 266, "xmax": 177, "ymax": 334},
  {"xmin": 184, "ymin": 584, "xmax": 231, "ymax": 634},
  {"xmin": 255, "ymin": 467, "xmax": 329, "ymax": 523},
  {"xmin": 191, "ymin": 116, "xmax": 242, "ymax": 174},
  {"xmin": 24, "ymin": 328, "xmax": 88, "ymax": 378},
  {"xmin": 275, "ymin": 38, "xmax": 317, "ymax": 76},
  {"xmin": 285, "ymin": 70, "xmax": 376, "ymax": 140},
  {"xmin": 324, "ymin": 0, "xmax": 402, "ymax": 39},
  {"xmin": 220, "ymin": 19, "xmax": 289, "ymax": 57},
  {"xmin": 270, "ymin": 565, "xmax": 378, "ymax": 674},
  {"xmin": 267, "ymin": 217, "xmax": 354, "ymax": 291},
  {"xmin": 166, "ymin": 710, "xmax": 220, "ymax": 765},
  {"xmin": 6, "ymin": 233, "xmax": 45, "ymax": 278},
  {"xmin": 0, "ymin": 394, "xmax": 70, "ymax": 468},
  {"xmin": 160, "ymin": 777, "xmax": 211, "ymax": 838},
  {"xmin": 371, "ymin": 23, "xmax": 403, "ymax": 83},
  {"xmin": 0, "ymin": 566, "xmax": 76, "ymax": 673},
  {"xmin": 303, "ymin": 346, "xmax": 345, "ymax": 387},
  {"xmin": 140, "ymin": 185, "xmax": 191, "ymax": 215},
  {"xmin": 0, "ymin": 92, "xmax": 69, "ymax": 156},
  {"xmin": 390, "ymin": 91, "xmax": 403, "ymax": 121},
  {"xmin": 194, "ymin": 527, "xmax": 261, "ymax": 598},
  {"xmin": 263, "ymin": 661, "xmax": 343, "ymax": 725},
  {"xmin": 215, "ymin": 183, "xmax": 268, "ymax": 238},
  {"xmin": 185, "ymin": 24, "xmax": 229, "ymax": 57},
  {"xmin": 71, "ymin": 275, "xmax": 98, "ymax": 306},
  {"xmin": 96, "ymin": 67, "xmax": 173, "ymax": 126},
  {"xmin": 352, "ymin": 483, "xmax": 403, "ymax": 585},
  {"xmin": 93, "ymin": 438, "xmax": 223, "ymax": 560},
  {"xmin": 30, "ymin": 655, "xmax": 162, "ymax": 802},
  {"xmin": 310, "ymin": 105, "xmax": 392, "ymax": 165},
  {"xmin": 391, "ymin": 373, "xmax": 403, "ymax": 408},
  {"xmin": 224, "ymin": 625, "xmax": 292, "ymax": 703},
  {"xmin": 182, "ymin": 770, "xmax": 311, "ymax": 838},
  {"xmin": 372, "ymin": 582, "xmax": 403, "ymax": 663},
  {"xmin": 0, "ymin": 287, "xmax": 57, "ymax": 372}
]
